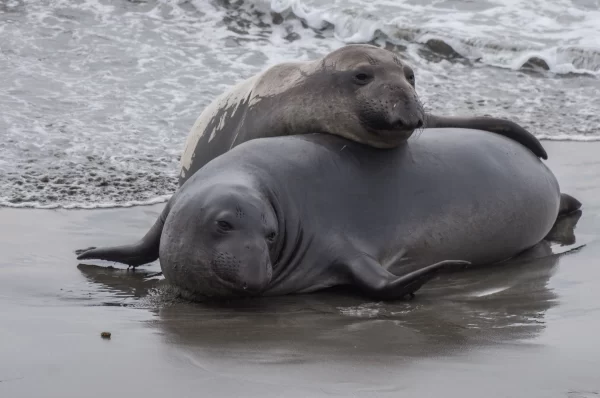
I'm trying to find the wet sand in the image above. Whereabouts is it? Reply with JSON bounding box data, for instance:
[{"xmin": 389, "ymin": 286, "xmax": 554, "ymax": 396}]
[{"xmin": 1, "ymin": 141, "xmax": 600, "ymax": 398}]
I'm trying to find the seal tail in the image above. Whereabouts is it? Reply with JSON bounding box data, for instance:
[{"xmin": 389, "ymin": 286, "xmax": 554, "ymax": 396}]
[
  {"xmin": 75, "ymin": 200, "xmax": 173, "ymax": 267},
  {"xmin": 558, "ymin": 193, "xmax": 582, "ymax": 217}
]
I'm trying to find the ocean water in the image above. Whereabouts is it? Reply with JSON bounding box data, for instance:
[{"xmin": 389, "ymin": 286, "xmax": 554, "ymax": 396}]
[{"xmin": 1, "ymin": 0, "xmax": 599, "ymax": 209}]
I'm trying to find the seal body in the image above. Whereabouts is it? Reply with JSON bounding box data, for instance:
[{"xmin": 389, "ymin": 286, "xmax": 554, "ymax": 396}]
[
  {"xmin": 77, "ymin": 128, "xmax": 576, "ymax": 300},
  {"xmin": 178, "ymin": 44, "xmax": 547, "ymax": 186}
]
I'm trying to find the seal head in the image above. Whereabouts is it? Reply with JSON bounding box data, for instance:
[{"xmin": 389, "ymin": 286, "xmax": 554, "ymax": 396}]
[
  {"xmin": 321, "ymin": 45, "xmax": 424, "ymax": 146},
  {"xmin": 161, "ymin": 181, "xmax": 278, "ymax": 298}
]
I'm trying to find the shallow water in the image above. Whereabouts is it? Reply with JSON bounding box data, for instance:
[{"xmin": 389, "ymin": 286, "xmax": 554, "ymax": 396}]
[
  {"xmin": 1, "ymin": 141, "xmax": 600, "ymax": 397},
  {"xmin": 1, "ymin": 0, "xmax": 599, "ymax": 208}
]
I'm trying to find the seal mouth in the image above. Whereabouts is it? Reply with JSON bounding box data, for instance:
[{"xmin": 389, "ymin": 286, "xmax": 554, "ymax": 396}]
[
  {"xmin": 364, "ymin": 122, "xmax": 417, "ymax": 143},
  {"xmin": 210, "ymin": 271, "xmax": 242, "ymax": 292},
  {"xmin": 240, "ymin": 281, "xmax": 268, "ymax": 296},
  {"xmin": 210, "ymin": 272, "xmax": 267, "ymax": 297},
  {"xmin": 360, "ymin": 114, "xmax": 424, "ymax": 143},
  {"xmin": 210, "ymin": 260, "xmax": 272, "ymax": 296}
]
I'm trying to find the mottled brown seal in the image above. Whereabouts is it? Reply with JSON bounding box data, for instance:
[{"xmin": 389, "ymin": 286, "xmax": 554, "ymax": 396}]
[{"xmin": 178, "ymin": 44, "xmax": 547, "ymax": 186}]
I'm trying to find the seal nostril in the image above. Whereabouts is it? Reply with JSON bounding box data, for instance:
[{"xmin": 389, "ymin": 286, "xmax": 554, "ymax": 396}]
[{"xmin": 416, "ymin": 120, "xmax": 423, "ymax": 128}]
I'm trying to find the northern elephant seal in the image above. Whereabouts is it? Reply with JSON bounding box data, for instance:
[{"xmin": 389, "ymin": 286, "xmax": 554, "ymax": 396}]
[
  {"xmin": 178, "ymin": 44, "xmax": 547, "ymax": 185},
  {"xmin": 76, "ymin": 128, "xmax": 578, "ymax": 300}
]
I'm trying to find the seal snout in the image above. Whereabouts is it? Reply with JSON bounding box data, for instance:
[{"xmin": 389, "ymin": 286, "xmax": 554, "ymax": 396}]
[
  {"xmin": 239, "ymin": 251, "xmax": 273, "ymax": 294},
  {"xmin": 388, "ymin": 90, "xmax": 424, "ymax": 133},
  {"xmin": 390, "ymin": 114, "xmax": 424, "ymax": 131},
  {"xmin": 358, "ymin": 77, "xmax": 425, "ymax": 140},
  {"xmin": 211, "ymin": 245, "xmax": 272, "ymax": 295}
]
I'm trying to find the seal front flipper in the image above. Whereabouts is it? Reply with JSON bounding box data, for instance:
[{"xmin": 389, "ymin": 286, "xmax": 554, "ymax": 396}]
[
  {"xmin": 425, "ymin": 114, "xmax": 548, "ymax": 160},
  {"xmin": 75, "ymin": 201, "xmax": 173, "ymax": 268},
  {"xmin": 338, "ymin": 253, "xmax": 470, "ymax": 300}
]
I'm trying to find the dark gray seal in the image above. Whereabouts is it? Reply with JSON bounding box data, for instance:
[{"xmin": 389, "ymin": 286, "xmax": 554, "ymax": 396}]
[
  {"xmin": 76, "ymin": 128, "xmax": 579, "ymax": 300},
  {"xmin": 178, "ymin": 44, "xmax": 547, "ymax": 186}
]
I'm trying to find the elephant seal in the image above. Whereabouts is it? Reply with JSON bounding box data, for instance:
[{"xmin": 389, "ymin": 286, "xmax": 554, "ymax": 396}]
[
  {"xmin": 76, "ymin": 128, "xmax": 579, "ymax": 300},
  {"xmin": 178, "ymin": 43, "xmax": 547, "ymax": 186}
]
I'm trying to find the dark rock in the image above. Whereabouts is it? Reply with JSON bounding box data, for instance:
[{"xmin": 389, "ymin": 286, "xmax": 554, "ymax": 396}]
[
  {"xmin": 521, "ymin": 56, "xmax": 550, "ymax": 71},
  {"xmin": 425, "ymin": 39, "xmax": 462, "ymax": 59}
]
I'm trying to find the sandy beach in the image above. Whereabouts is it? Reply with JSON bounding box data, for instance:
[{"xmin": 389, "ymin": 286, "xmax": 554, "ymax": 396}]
[{"xmin": 0, "ymin": 140, "xmax": 599, "ymax": 397}]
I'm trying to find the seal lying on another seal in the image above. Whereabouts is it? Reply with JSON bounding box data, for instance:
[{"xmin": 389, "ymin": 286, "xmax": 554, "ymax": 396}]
[
  {"xmin": 76, "ymin": 128, "xmax": 580, "ymax": 300},
  {"xmin": 178, "ymin": 43, "xmax": 547, "ymax": 186}
]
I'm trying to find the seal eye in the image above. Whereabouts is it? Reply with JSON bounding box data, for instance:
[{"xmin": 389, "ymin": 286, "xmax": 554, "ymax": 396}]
[
  {"xmin": 405, "ymin": 68, "xmax": 416, "ymax": 85},
  {"xmin": 216, "ymin": 220, "xmax": 233, "ymax": 232},
  {"xmin": 266, "ymin": 232, "xmax": 277, "ymax": 242},
  {"xmin": 353, "ymin": 72, "xmax": 373, "ymax": 85}
]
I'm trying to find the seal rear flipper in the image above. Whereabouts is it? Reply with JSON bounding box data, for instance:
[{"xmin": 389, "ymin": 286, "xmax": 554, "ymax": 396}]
[
  {"xmin": 558, "ymin": 193, "xmax": 582, "ymax": 217},
  {"xmin": 425, "ymin": 114, "xmax": 548, "ymax": 160},
  {"xmin": 339, "ymin": 253, "xmax": 470, "ymax": 300},
  {"xmin": 75, "ymin": 200, "xmax": 173, "ymax": 267},
  {"xmin": 544, "ymin": 208, "xmax": 582, "ymax": 245}
]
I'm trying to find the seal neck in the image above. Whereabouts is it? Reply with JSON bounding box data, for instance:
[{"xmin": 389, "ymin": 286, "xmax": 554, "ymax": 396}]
[{"xmin": 240, "ymin": 167, "xmax": 305, "ymax": 285}]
